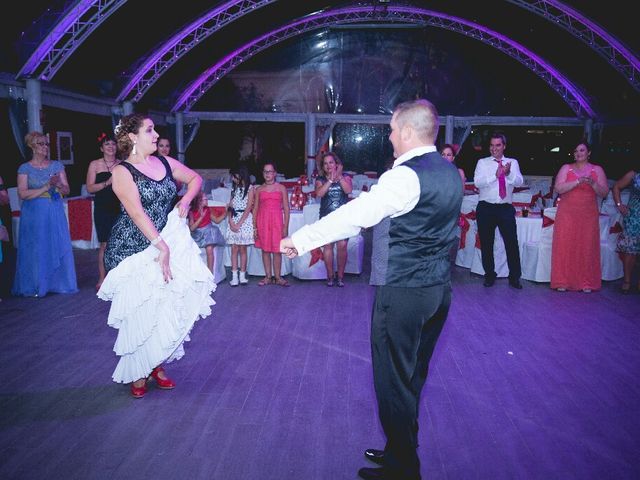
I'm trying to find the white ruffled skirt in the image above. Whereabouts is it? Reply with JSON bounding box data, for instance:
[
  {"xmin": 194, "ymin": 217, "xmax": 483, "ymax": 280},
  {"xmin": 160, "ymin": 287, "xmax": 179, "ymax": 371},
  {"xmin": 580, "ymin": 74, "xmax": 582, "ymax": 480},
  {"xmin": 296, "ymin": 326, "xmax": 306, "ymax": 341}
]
[{"xmin": 98, "ymin": 210, "xmax": 216, "ymax": 383}]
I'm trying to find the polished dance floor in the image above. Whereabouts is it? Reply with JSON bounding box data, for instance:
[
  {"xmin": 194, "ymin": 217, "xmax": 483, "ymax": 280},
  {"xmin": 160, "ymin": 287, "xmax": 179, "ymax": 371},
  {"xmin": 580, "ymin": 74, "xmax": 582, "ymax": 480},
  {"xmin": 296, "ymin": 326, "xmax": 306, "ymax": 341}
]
[{"xmin": 0, "ymin": 234, "xmax": 639, "ymax": 480}]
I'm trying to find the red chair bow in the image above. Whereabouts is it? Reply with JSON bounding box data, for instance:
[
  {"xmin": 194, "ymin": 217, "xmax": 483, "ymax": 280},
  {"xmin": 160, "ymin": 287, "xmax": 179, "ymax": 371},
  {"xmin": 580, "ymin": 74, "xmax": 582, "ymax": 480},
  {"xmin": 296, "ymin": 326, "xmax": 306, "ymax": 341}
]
[
  {"xmin": 309, "ymin": 247, "xmax": 323, "ymax": 267},
  {"xmin": 530, "ymin": 191, "xmax": 542, "ymax": 207},
  {"xmin": 458, "ymin": 210, "xmax": 476, "ymax": 249},
  {"xmin": 542, "ymin": 215, "xmax": 555, "ymax": 228},
  {"xmin": 609, "ymin": 222, "xmax": 622, "ymax": 234}
]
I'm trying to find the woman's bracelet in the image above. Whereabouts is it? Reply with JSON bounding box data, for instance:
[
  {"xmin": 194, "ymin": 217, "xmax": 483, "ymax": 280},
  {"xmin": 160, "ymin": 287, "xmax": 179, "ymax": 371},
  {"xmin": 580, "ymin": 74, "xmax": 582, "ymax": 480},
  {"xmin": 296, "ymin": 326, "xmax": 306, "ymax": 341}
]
[{"xmin": 151, "ymin": 234, "xmax": 163, "ymax": 246}]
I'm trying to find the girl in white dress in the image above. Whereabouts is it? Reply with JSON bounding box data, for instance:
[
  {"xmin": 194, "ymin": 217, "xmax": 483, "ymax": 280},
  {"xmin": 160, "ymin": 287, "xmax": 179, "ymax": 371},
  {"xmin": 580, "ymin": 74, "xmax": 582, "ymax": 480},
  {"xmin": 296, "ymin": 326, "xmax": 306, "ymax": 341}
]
[{"xmin": 225, "ymin": 165, "xmax": 255, "ymax": 286}]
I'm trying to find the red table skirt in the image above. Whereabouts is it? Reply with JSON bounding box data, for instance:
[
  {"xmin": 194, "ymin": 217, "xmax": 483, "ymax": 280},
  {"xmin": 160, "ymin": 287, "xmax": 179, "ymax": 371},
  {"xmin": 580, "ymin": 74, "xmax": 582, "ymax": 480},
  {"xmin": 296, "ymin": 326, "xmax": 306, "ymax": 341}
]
[{"xmin": 67, "ymin": 198, "xmax": 93, "ymax": 241}]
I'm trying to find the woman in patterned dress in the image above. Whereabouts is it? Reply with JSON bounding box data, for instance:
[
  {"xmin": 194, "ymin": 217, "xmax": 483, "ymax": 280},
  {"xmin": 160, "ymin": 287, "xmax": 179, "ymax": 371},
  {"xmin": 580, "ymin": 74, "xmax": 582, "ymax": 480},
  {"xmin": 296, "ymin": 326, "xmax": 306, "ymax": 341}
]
[
  {"xmin": 315, "ymin": 152, "xmax": 352, "ymax": 286},
  {"xmin": 99, "ymin": 113, "xmax": 214, "ymax": 398},
  {"xmin": 225, "ymin": 164, "xmax": 255, "ymax": 286},
  {"xmin": 613, "ymin": 168, "xmax": 640, "ymax": 293}
]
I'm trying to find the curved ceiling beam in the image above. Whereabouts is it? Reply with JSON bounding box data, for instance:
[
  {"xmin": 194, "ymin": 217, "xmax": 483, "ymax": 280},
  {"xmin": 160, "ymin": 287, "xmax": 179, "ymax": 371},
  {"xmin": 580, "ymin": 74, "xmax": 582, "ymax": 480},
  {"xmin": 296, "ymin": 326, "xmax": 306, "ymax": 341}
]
[
  {"xmin": 173, "ymin": 6, "xmax": 595, "ymax": 117},
  {"xmin": 117, "ymin": 0, "xmax": 277, "ymax": 102},
  {"xmin": 507, "ymin": 0, "xmax": 640, "ymax": 91},
  {"xmin": 17, "ymin": 0, "xmax": 126, "ymax": 81}
]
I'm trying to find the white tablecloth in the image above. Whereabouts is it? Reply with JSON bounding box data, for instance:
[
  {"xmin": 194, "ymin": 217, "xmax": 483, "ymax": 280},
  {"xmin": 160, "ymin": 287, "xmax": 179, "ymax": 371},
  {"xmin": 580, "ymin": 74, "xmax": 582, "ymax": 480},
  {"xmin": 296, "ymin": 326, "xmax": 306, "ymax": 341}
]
[
  {"xmin": 220, "ymin": 210, "xmax": 306, "ymax": 277},
  {"xmin": 456, "ymin": 212, "xmax": 614, "ymax": 280}
]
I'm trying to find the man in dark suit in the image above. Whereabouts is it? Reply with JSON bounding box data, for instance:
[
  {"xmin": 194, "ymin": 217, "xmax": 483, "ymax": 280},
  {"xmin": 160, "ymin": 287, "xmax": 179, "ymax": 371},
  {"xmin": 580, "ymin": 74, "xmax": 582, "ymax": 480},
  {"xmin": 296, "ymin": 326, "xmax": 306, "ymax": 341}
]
[{"xmin": 281, "ymin": 99, "xmax": 462, "ymax": 480}]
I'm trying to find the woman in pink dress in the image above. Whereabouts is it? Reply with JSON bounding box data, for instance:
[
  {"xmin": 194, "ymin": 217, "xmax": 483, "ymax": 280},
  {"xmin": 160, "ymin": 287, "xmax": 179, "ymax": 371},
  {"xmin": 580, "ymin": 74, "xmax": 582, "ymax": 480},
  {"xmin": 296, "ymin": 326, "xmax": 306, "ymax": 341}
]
[
  {"xmin": 551, "ymin": 140, "xmax": 609, "ymax": 292},
  {"xmin": 253, "ymin": 163, "xmax": 290, "ymax": 286}
]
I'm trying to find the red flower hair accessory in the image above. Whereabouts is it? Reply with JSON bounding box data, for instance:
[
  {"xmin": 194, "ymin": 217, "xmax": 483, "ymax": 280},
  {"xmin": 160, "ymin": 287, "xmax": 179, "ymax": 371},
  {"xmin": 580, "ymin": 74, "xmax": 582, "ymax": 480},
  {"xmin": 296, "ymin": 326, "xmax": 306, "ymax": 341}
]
[{"xmin": 97, "ymin": 132, "xmax": 108, "ymax": 144}]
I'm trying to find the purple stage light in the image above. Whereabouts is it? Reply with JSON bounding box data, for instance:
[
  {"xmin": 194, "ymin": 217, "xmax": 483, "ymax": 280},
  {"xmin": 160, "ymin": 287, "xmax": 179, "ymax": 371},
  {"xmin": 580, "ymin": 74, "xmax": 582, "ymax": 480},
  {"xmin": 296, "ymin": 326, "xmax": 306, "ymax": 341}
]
[{"xmin": 173, "ymin": 5, "xmax": 595, "ymax": 117}]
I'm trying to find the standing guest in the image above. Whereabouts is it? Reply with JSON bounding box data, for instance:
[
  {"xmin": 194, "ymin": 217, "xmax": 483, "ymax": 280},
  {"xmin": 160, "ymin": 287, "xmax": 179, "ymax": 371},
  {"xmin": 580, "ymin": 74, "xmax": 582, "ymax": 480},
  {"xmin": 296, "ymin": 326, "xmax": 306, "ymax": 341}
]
[
  {"xmin": 99, "ymin": 113, "xmax": 214, "ymax": 399},
  {"xmin": 85, "ymin": 132, "xmax": 121, "ymax": 290},
  {"xmin": 188, "ymin": 190, "xmax": 226, "ymax": 274},
  {"xmin": 315, "ymin": 152, "xmax": 353, "ymax": 287},
  {"xmin": 551, "ymin": 140, "xmax": 608, "ymax": 292},
  {"xmin": 156, "ymin": 136, "xmax": 171, "ymax": 158},
  {"xmin": 473, "ymin": 132, "xmax": 524, "ymax": 289},
  {"xmin": 441, "ymin": 143, "xmax": 466, "ymax": 183},
  {"xmin": 253, "ymin": 162, "xmax": 290, "ymax": 286},
  {"xmin": 282, "ymin": 99, "xmax": 462, "ymax": 480},
  {"xmin": 0, "ymin": 175, "xmax": 9, "ymax": 301},
  {"xmin": 369, "ymin": 158, "xmax": 394, "ymax": 286},
  {"xmin": 12, "ymin": 132, "xmax": 77, "ymax": 297},
  {"xmin": 226, "ymin": 164, "xmax": 255, "ymax": 286},
  {"xmin": 614, "ymin": 167, "xmax": 640, "ymax": 293}
]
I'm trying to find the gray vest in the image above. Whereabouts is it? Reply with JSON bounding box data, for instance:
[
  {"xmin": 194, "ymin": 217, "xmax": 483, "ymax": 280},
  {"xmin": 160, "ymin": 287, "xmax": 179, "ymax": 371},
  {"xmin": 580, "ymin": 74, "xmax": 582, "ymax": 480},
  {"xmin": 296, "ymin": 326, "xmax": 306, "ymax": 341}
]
[{"xmin": 381, "ymin": 151, "xmax": 463, "ymax": 287}]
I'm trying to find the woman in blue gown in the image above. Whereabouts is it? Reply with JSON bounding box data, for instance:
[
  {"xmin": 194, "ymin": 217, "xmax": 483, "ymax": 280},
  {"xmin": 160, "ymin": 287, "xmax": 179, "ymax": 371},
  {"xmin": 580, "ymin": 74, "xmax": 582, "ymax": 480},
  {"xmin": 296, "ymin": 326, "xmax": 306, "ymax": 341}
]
[{"xmin": 12, "ymin": 131, "xmax": 78, "ymax": 297}]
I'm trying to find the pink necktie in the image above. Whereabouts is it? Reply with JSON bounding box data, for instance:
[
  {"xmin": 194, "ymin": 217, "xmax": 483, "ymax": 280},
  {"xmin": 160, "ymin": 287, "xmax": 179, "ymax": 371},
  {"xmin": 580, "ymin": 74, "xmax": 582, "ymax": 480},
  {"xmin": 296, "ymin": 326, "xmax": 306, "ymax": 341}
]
[{"xmin": 496, "ymin": 160, "xmax": 507, "ymax": 199}]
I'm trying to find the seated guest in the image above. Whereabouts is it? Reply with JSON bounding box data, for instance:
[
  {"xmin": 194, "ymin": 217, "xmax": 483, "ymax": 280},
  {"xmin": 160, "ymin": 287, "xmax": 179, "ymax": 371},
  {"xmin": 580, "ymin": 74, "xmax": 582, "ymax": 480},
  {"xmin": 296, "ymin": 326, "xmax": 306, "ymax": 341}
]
[
  {"xmin": 0, "ymin": 175, "xmax": 9, "ymax": 301},
  {"xmin": 12, "ymin": 131, "xmax": 78, "ymax": 297},
  {"xmin": 551, "ymin": 140, "xmax": 609, "ymax": 292},
  {"xmin": 314, "ymin": 152, "xmax": 353, "ymax": 287}
]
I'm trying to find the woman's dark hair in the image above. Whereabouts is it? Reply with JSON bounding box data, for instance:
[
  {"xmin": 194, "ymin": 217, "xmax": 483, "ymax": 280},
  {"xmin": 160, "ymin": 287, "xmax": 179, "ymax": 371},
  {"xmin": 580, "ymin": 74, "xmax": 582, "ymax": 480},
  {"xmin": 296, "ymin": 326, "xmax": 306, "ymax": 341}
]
[
  {"xmin": 230, "ymin": 164, "xmax": 251, "ymax": 198},
  {"xmin": 97, "ymin": 132, "xmax": 116, "ymax": 147},
  {"xmin": 573, "ymin": 139, "xmax": 591, "ymax": 152},
  {"xmin": 189, "ymin": 190, "xmax": 204, "ymax": 213},
  {"xmin": 114, "ymin": 113, "xmax": 150, "ymax": 158}
]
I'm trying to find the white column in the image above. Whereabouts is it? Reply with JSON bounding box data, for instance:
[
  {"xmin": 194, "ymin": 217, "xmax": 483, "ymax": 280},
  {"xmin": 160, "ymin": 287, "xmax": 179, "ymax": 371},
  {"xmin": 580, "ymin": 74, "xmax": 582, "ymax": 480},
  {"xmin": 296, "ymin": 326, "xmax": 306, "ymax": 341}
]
[
  {"xmin": 122, "ymin": 101, "xmax": 134, "ymax": 116},
  {"xmin": 305, "ymin": 114, "xmax": 316, "ymax": 177},
  {"xmin": 583, "ymin": 118, "xmax": 593, "ymax": 144},
  {"xmin": 175, "ymin": 112, "xmax": 185, "ymax": 163},
  {"xmin": 445, "ymin": 115, "xmax": 454, "ymax": 145},
  {"xmin": 26, "ymin": 78, "xmax": 42, "ymax": 133}
]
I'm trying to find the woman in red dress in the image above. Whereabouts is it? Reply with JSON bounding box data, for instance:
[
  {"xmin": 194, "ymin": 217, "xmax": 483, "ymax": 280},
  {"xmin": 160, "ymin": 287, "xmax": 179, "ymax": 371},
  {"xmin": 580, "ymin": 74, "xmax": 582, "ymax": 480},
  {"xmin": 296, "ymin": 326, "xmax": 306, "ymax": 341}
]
[
  {"xmin": 253, "ymin": 162, "xmax": 290, "ymax": 286},
  {"xmin": 551, "ymin": 140, "xmax": 609, "ymax": 292}
]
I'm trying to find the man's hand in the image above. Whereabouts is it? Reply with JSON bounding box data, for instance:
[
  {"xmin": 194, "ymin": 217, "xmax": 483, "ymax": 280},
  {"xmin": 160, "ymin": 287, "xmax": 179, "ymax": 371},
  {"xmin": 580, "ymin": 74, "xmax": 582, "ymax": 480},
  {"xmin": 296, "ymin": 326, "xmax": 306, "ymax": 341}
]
[
  {"xmin": 503, "ymin": 162, "xmax": 511, "ymax": 175},
  {"xmin": 280, "ymin": 237, "xmax": 298, "ymax": 258}
]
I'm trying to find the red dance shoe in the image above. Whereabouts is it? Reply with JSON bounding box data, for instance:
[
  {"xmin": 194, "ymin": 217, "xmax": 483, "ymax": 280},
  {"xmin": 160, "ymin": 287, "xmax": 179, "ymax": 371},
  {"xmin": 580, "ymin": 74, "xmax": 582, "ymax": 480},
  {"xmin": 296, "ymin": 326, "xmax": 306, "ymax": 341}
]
[
  {"xmin": 130, "ymin": 382, "xmax": 147, "ymax": 399},
  {"xmin": 149, "ymin": 366, "xmax": 176, "ymax": 390}
]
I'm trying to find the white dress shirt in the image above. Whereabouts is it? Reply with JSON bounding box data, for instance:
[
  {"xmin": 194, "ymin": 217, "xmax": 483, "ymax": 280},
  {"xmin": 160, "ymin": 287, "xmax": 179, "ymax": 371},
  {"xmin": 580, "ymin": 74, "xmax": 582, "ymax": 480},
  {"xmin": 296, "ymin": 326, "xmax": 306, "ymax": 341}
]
[
  {"xmin": 291, "ymin": 146, "xmax": 436, "ymax": 255},
  {"xmin": 473, "ymin": 156, "xmax": 524, "ymax": 204}
]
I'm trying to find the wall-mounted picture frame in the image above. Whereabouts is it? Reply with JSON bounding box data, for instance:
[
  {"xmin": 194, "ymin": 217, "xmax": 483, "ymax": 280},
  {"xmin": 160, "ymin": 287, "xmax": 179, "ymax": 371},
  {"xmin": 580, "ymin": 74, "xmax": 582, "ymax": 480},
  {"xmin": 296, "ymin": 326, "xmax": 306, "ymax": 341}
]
[{"xmin": 56, "ymin": 131, "xmax": 74, "ymax": 165}]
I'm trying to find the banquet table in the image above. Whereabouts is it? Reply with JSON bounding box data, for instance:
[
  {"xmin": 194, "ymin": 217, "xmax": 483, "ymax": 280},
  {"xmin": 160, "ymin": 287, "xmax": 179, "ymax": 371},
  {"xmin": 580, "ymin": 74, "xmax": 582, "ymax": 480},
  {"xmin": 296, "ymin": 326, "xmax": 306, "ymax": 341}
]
[
  {"xmin": 63, "ymin": 196, "xmax": 100, "ymax": 249},
  {"xmin": 456, "ymin": 211, "xmax": 615, "ymax": 279}
]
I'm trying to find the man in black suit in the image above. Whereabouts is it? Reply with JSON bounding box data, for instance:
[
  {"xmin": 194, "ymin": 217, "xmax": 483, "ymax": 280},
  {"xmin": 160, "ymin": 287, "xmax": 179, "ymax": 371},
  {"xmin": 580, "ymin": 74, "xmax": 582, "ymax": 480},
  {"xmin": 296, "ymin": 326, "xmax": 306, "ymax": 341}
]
[{"xmin": 281, "ymin": 99, "xmax": 462, "ymax": 479}]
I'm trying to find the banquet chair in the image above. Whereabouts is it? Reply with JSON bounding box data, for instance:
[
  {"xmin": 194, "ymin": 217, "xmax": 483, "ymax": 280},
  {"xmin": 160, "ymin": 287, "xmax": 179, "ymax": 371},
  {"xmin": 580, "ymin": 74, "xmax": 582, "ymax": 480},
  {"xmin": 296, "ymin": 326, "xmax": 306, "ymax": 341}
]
[
  {"xmin": 210, "ymin": 187, "xmax": 232, "ymax": 204},
  {"xmin": 454, "ymin": 194, "xmax": 479, "ymax": 269},
  {"xmin": 521, "ymin": 207, "xmax": 557, "ymax": 282},
  {"xmin": 8, "ymin": 187, "xmax": 21, "ymax": 247},
  {"xmin": 291, "ymin": 203, "xmax": 364, "ymax": 279},
  {"xmin": 600, "ymin": 214, "xmax": 624, "ymax": 281}
]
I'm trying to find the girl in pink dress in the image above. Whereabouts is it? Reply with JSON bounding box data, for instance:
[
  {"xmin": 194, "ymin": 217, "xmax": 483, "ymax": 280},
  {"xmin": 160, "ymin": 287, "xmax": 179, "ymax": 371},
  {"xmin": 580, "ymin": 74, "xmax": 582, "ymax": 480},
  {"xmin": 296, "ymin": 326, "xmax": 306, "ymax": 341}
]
[
  {"xmin": 253, "ymin": 163, "xmax": 290, "ymax": 286},
  {"xmin": 551, "ymin": 140, "xmax": 609, "ymax": 292}
]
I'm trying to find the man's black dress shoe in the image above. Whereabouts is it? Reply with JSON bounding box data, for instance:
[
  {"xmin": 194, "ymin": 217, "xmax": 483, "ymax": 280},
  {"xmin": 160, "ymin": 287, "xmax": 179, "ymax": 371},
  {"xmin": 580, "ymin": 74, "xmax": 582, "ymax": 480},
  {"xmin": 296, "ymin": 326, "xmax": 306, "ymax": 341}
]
[
  {"xmin": 483, "ymin": 277, "xmax": 495, "ymax": 287},
  {"xmin": 358, "ymin": 466, "xmax": 387, "ymax": 480},
  {"xmin": 509, "ymin": 279, "xmax": 523, "ymax": 289},
  {"xmin": 364, "ymin": 448, "xmax": 384, "ymax": 465}
]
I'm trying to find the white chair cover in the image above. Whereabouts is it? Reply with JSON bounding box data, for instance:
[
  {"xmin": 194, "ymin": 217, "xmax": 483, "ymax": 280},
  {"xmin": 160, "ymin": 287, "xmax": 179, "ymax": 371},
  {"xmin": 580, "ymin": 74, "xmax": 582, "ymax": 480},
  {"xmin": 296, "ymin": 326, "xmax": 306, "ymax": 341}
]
[
  {"xmin": 521, "ymin": 207, "xmax": 557, "ymax": 282},
  {"xmin": 211, "ymin": 187, "xmax": 232, "ymax": 204},
  {"xmin": 600, "ymin": 212, "xmax": 623, "ymax": 281},
  {"xmin": 8, "ymin": 187, "xmax": 21, "ymax": 246}
]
